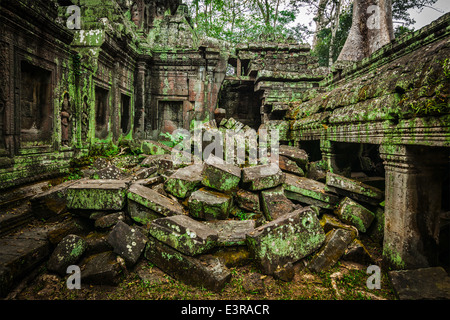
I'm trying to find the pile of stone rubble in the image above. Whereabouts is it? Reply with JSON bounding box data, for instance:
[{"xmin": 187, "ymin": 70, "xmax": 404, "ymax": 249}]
[{"xmin": 30, "ymin": 126, "xmax": 386, "ymax": 292}]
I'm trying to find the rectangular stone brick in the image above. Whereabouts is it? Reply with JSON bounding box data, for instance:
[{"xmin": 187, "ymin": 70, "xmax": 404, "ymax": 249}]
[{"xmin": 66, "ymin": 180, "xmax": 128, "ymax": 211}]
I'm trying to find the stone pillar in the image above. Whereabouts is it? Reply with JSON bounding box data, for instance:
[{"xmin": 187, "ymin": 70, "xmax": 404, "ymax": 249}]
[
  {"xmin": 134, "ymin": 60, "xmax": 146, "ymax": 139},
  {"xmin": 380, "ymin": 144, "xmax": 448, "ymax": 269}
]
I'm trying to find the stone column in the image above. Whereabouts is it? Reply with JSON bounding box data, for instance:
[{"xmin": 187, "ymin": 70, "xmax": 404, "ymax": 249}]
[
  {"xmin": 134, "ymin": 60, "xmax": 146, "ymax": 139},
  {"xmin": 380, "ymin": 144, "xmax": 448, "ymax": 269}
]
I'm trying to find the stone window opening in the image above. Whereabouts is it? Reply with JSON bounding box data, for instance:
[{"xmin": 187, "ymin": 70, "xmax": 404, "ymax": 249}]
[{"xmin": 19, "ymin": 61, "xmax": 53, "ymax": 147}]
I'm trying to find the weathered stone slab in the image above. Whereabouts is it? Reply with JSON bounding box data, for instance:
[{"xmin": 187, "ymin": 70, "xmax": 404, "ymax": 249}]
[
  {"xmin": 279, "ymin": 145, "xmax": 309, "ymax": 167},
  {"xmin": 260, "ymin": 186, "xmax": 295, "ymax": 221},
  {"xmin": 246, "ymin": 207, "xmax": 326, "ymax": 275},
  {"xmin": 389, "ymin": 267, "xmax": 450, "ymax": 300},
  {"xmin": 94, "ymin": 212, "xmax": 126, "ymax": 229},
  {"xmin": 235, "ymin": 189, "xmax": 261, "ymax": 213},
  {"xmin": 283, "ymin": 173, "xmax": 340, "ymax": 209},
  {"xmin": 279, "ymin": 155, "xmax": 305, "ymax": 176},
  {"xmin": 127, "ymin": 184, "xmax": 184, "ymax": 225},
  {"xmin": 307, "ymin": 228, "xmax": 355, "ymax": 273},
  {"xmin": 242, "ymin": 163, "xmax": 285, "ymax": 191},
  {"xmin": 107, "ymin": 221, "xmax": 148, "ymax": 266},
  {"xmin": 30, "ymin": 180, "xmax": 79, "ymax": 220},
  {"xmin": 144, "ymin": 236, "xmax": 232, "ymax": 292},
  {"xmin": 335, "ymin": 197, "xmax": 375, "ymax": 233},
  {"xmin": 341, "ymin": 239, "xmax": 374, "ymax": 264},
  {"xmin": 148, "ymin": 215, "xmax": 218, "ymax": 256},
  {"xmin": 47, "ymin": 234, "xmax": 87, "ymax": 276},
  {"xmin": 81, "ymin": 251, "xmax": 125, "ymax": 286},
  {"xmin": 66, "ymin": 179, "xmax": 128, "ymax": 211},
  {"xmin": 164, "ymin": 164, "xmax": 204, "ymax": 198},
  {"xmin": 201, "ymin": 155, "xmax": 241, "ymax": 192},
  {"xmin": 188, "ymin": 188, "xmax": 232, "ymax": 220},
  {"xmin": 202, "ymin": 220, "xmax": 256, "ymax": 246},
  {"xmin": 133, "ymin": 167, "xmax": 157, "ymax": 181},
  {"xmin": 326, "ymin": 172, "xmax": 384, "ymax": 205}
]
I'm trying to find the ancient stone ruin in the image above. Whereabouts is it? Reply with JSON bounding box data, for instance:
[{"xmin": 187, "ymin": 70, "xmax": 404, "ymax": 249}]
[{"xmin": 0, "ymin": 0, "xmax": 450, "ymax": 300}]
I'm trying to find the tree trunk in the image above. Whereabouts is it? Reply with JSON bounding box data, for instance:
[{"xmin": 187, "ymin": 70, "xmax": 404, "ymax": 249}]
[
  {"xmin": 337, "ymin": 0, "xmax": 394, "ymax": 62},
  {"xmin": 328, "ymin": 0, "xmax": 341, "ymax": 66},
  {"xmin": 312, "ymin": 0, "xmax": 330, "ymax": 50}
]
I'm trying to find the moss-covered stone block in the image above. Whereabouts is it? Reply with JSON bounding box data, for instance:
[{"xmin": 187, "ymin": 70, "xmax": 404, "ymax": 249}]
[
  {"xmin": 235, "ymin": 189, "xmax": 261, "ymax": 213},
  {"xmin": 246, "ymin": 207, "xmax": 325, "ymax": 275},
  {"xmin": 201, "ymin": 156, "xmax": 241, "ymax": 192},
  {"xmin": 66, "ymin": 180, "xmax": 128, "ymax": 211},
  {"xmin": 283, "ymin": 173, "xmax": 340, "ymax": 208},
  {"xmin": 164, "ymin": 164, "xmax": 204, "ymax": 198},
  {"xmin": 307, "ymin": 228, "xmax": 355, "ymax": 273},
  {"xmin": 335, "ymin": 197, "xmax": 375, "ymax": 233},
  {"xmin": 188, "ymin": 188, "xmax": 232, "ymax": 220},
  {"xmin": 326, "ymin": 172, "xmax": 384, "ymax": 205},
  {"xmin": 260, "ymin": 186, "xmax": 295, "ymax": 221},
  {"xmin": 148, "ymin": 215, "xmax": 218, "ymax": 256},
  {"xmin": 127, "ymin": 184, "xmax": 184, "ymax": 225},
  {"xmin": 242, "ymin": 163, "xmax": 285, "ymax": 191}
]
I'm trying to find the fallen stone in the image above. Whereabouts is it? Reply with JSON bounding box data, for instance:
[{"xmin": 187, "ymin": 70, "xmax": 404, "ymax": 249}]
[
  {"xmin": 188, "ymin": 188, "xmax": 232, "ymax": 220},
  {"xmin": 335, "ymin": 197, "xmax": 375, "ymax": 233},
  {"xmin": 246, "ymin": 207, "xmax": 326, "ymax": 275},
  {"xmin": 66, "ymin": 179, "xmax": 128, "ymax": 211},
  {"xmin": 141, "ymin": 154, "xmax": 176, "ymax": 174},
  {"xmin": 47, "ymin": 234, "xmax": 87, "ymax": 276},
  {"xmin": 144, "ymin": 236, "xmax": 232, "ymax": 292},
  {"xmin": 85, "ymin": 232, "xmax": 113, "ymax": 255},
  {"xmin": 279, "ymin": 155, "xmax": 305, "ymax": 176},
  {"xmin": 320, "ymin": 214, "xmax": 358, "ymax": 236},
  {"xmin": 341, "ymin": 239, "xmax": 374, "ymax": 265},
  {"xmin": 279, "ymin": 145, "xmax": 308, "ymax": 168},
  {"xmin": 307, "ymin": 228, "xmax": 355, "ymax": 273},
  {"xmin": 94, "ymin": 212, "xmax": 126, "ymax": 229},
  {"xmin": 81, "ymin": 251, "xmax": 125, "ymax": 286},
  {"xmin": 134, "ymin": 176, "xmax": 164, "ymax": 187},
  {"xmin": 201, "ymin": 155, "xmax": 241, "ymax": 192},
  {"xmin": 133, "ymin": 167, "xmax": 157, "ymax": 181},
  {"xmin": 107, "ymin": 221, "xmax": 148, "ymax": 266},
  {"xmin": 93, "ymin": 165, "xmax": 123, "ymax": 180},
  {"xmin": 127, "ymin": 183, "xmax": 184, "ymax": 225},
  {"xmin": 30, "ymin": 180, "xmax": 79, "ymax": 220},
  {"xmin": 326, "ymin": 172, "xmax": 384, "ymax": 205},
  {"xmin": 283, "ymin": 173, "xmax": 340, "ymax": 209},
  {"xmin": 235, "ymin": 189, "xmax": 261, "ymax": 213},
  {"xmin": 242, "ymin": 163, "xmax": 285, "ymax": 191},
  {"xmin": 202, "ymin": 219, "xmax": 256, "ymax": 246},
  {"xmin": 164, "ymin": 164, "xmax": 204, "ymax": 198},
  {"xmin": 260, "ymin": 186, "xmax": 296, "ymax": 221},
  {"xmin": 273, "ymin": 262, "xmax": 295, "ymax": 282},
  {"xmin": 389, "ymin": 267, "xmax": 450, "ymax": 300},
  {"xmin": 148, "ymin": 215, "xmax": 218, "ymax": 256}
]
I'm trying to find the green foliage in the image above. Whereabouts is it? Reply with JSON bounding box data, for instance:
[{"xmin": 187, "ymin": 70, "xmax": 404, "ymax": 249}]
[{"xmin": 186, "ymin": 0, "xmax": 310, "ymax": 44}]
